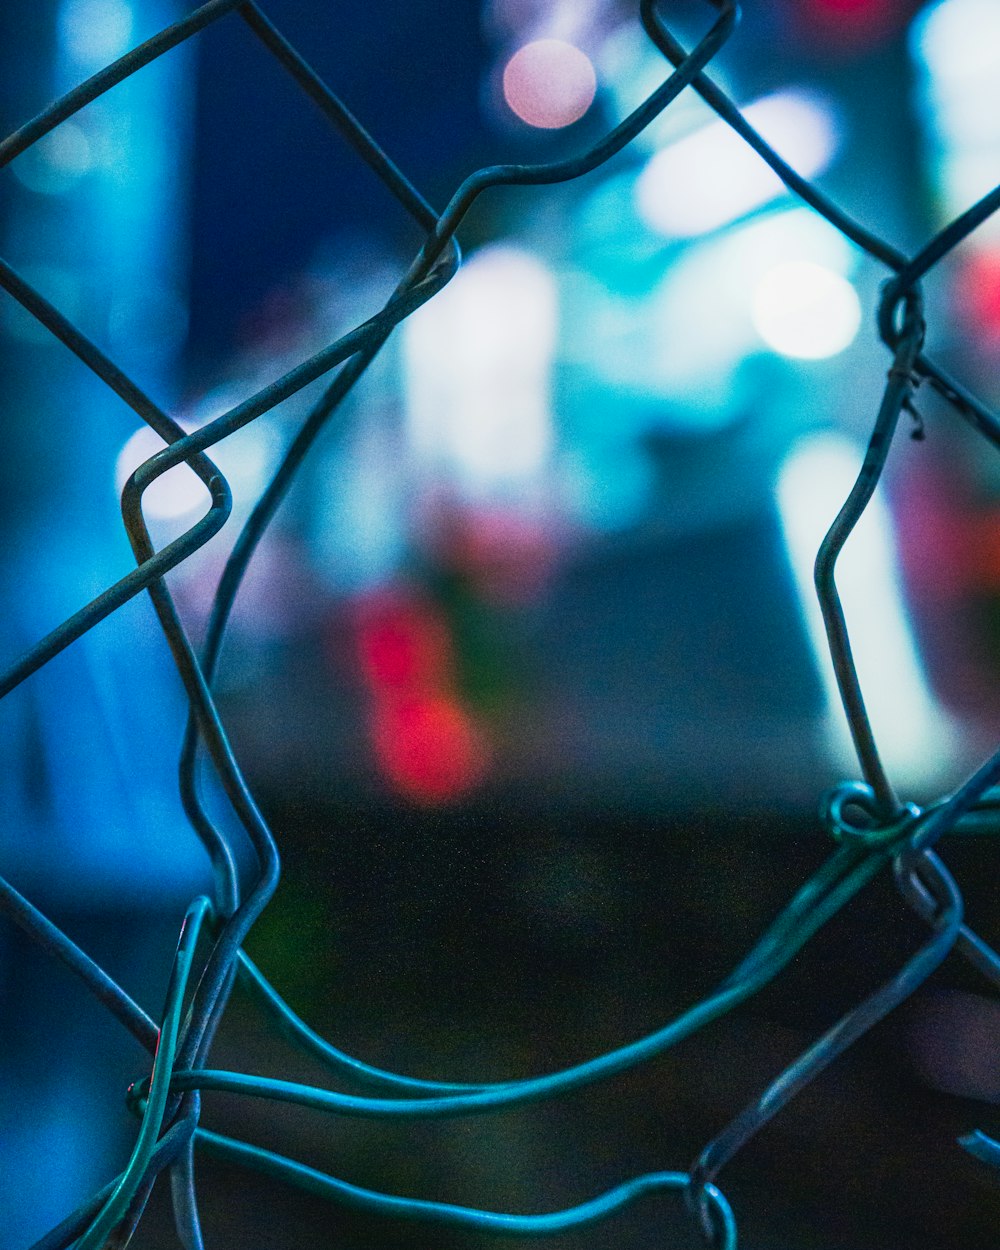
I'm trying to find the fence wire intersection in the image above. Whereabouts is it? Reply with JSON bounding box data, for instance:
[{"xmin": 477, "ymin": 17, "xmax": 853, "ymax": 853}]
[{"xmin": 2, "ymin": 1, "xmax": 1000, "ymax": 1247}]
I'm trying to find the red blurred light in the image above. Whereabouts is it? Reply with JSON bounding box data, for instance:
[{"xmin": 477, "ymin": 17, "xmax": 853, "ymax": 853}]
[
  {"xmin": 955, "ymin": 250, "xmax": 1000, "ymax": 346},
  {"xmin": 355, "ymin": 594, "xmax": 450, "ymax": 692},
  {"xmin": 424, "ymin": 504, "xmax": 560, "ymax": 605},
  {"xmin": 811, "ymin": 0, "xmax": 883, "ymax": 11},
  {"xmin": 370, "ymin": 694, "xmax": 488, "ymax": 805},
  {"xmin": 353, "ymin": 587, "xmax": 490, "ymax": 804},
  {"xmin": 798, "ymin": 0, "xmax": 898, "ymax": 44}
]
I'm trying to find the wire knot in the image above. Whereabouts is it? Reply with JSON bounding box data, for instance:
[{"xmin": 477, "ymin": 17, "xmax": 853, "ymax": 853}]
[
  {"xmin": 820, "ymin": 781, "xmax": 922, "ymax": 848},
  {"xmin": 683, "ymin": 1174, "xmax": 737, "ymax": 1250},
  {"xmin": 877, "ymin": 276, "xmax": 926, "ymax": 354}
]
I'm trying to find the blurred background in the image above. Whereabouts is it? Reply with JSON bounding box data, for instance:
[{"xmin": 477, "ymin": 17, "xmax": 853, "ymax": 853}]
[{"xmin": 3, "ymin": 0, "xmax": 1000, "ymax": 1245}]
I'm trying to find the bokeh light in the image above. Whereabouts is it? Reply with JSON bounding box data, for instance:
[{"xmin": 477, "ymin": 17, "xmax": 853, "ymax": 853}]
[
  {"xmin": 635, "ymin": 89, "xmax": 838, "ymax": 238},
  {"xmin": 566, "ymin": 205, "xmax": 856, "ymax": 427},
  {"xmin": 58, "ymin": 0, "xmax": 134, "ymax": 70},
  {"xmin": 800, "ymin": 0, "xmax": 898, "ymax": 42},
  {"xmin": 371, "ymin": 695, "xmax": 487, "ymax": 806},
  {"xmin": 777, "ymin": 433, "xmax": 953, "ymax": 788},
  {"xmin": 751, "ymin": 260, "xmax": 861, "ymax": 359},
  {"xmin": 114, "ymin": 425, "xmax": 209, "ymax": 522},
  {"xmin": 954, "ymin": 249, "xmax": 1000, "ymax": 345},
  {"xmin": 502, "ymin": 39, "xmax": 597, "ymax": 129},
  {"xmin": 12, "ymin": 123, "xmax": 93, "ymax": 195},
  {"xmin": 355, "ymin": 592, "xmax": 489, "ymax": 805},
  {"xmin": 912, "ymin": 0, "xmax": 1000, "ymax": 92},
  {"xmin": 402, "ymin": 245, "xmax": 557, "ymax": 499},
  {"xmin": 356, "ymin": 595, "xmax": 450, "ymax": 694}
]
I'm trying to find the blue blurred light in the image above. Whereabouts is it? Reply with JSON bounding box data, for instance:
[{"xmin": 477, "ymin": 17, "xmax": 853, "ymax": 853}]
[
  {"xmin": 912, "ymin": 0, "xmax": 1000, "ymax": 113},
  {"xmin": 402, "ymin": 245, "xmax": 558, "ymax": 502},
  {"xmin": 635, "ymin": 89, "xmax": 840, "ymax": 239},
  {"xmin": 58, "ymin": 0, "xmax": 135, "ymax": 71},
  {"xmin": 911, "ymin": 0, "xmax": 1000, "ymax": 239},
  {"xmin": 11, "ymin": 123, "xmax": 94, "ymax": 195},
  {"xmin": 776, "ymin": 432, "xmax": 958, "ymax": 788},
  {"xmin": 310, "ymin": 423, "xmax": 409, "ymax": 594},
  {"xmin": 751, "ymin": 261, "xmax": 861, "ymax": 360},
  {"xmin": 564, "ymin": 206, "xmax": 857, "ymax": 425}
]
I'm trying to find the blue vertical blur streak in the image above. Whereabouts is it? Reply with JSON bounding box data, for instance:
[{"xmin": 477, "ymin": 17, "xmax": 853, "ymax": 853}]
[{"xmin": 0, "ymin": 3, "xmax": 207, "ymax": 1243}]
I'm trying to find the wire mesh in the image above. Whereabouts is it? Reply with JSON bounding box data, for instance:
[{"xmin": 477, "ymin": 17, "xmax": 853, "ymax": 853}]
[{"xmin": 2, "ymin": 0, "xmax": 1000, "ymax": 1246}]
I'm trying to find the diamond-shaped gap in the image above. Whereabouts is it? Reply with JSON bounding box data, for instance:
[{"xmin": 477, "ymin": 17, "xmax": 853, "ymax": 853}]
[
  {"xmin": 0, "ymin": 0, "xmax": 447, "ymax": 645},
  {"xmin": 0, "ymin": 2, "xmax": 247, "ymax": 399},
  {"xmin": 0, "ymin": 0, "xmax": 444, "ymax": 406},
  {"xmin": 187, "ymin": 0, "xmax": 490, "ymax": 370},
  {"xmin": 0, "ymin": 4, "xmax": 231, "ymax": 688}
]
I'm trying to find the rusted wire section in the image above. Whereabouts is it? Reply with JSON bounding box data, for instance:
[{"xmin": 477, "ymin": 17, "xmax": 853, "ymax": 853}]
[{"xmin": 2, "ymin": 1, "xmax": 1000, "ymax": 1246}]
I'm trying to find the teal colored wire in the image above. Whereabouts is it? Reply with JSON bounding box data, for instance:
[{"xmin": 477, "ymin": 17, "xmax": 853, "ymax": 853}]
[
  {"xmin": 229, "ymin": 841, "xmax": 887, "ymax": 1106},
  {"xmin": 28, "ymin": 1111, "xmax": 200, "ymax": 1250},
  {"xmin": 960, "ymin": 1130, "xmax": 1000, "ymax": 1169},
  {"xmin": 722, "ymin": 843, "xmax": 871, "ymax": 985},
  {"xmin": 11, "ymin": 0, "xmax": 1000, "ymax": 1243},
  {"xmin": 165, "ymin": 0, "xmax": 738, "ymax": 1093},
  {"xmin": 0, "ymin": 875, "xmax": 158, "ymax": 1052},
  {"xmin": 156, "ymin": 845, "xmax": 885, "ymax": 1130},
  {"xmin": 75, "ymin": 897, "xmax": 210, "ymax": 1250},
  {"xmin": 156, "ymin": 842, "xmax": 900, "ymax": 1123},
  {"xmin": 169, "ymin": 977, "xmax": 766, "ymax": 1119},
  {"xmin": 234, "ymin": 848, "xmax": 883, "ymax": 1108},
  {"xmin": 195, "ymin": 1129, "xmax": 737, "ymax": 1246},
  {"xmin": 691, "ymin": 849, "xmax": 964, "ymax": 1193},
  {"xmin": 236, "ymin": 952, "xmax": 488, "ymax": 1094}
]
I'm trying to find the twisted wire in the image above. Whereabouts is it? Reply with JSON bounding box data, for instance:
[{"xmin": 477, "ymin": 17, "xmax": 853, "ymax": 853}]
[{"xmin": 2, "ymin": 0, "xmax": 1000, "ymax": 1246}]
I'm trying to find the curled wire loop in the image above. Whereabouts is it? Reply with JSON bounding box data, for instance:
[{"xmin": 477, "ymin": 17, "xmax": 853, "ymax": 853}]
[{"xmin": 2, "ymin": 0, "xmax": 1000, "ymax": 1245}]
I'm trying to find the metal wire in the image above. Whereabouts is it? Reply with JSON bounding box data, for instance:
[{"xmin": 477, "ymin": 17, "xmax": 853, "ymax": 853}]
[{"xmin": 3, "ymin": 0, "xmax": 1000, "ymax": 1245}]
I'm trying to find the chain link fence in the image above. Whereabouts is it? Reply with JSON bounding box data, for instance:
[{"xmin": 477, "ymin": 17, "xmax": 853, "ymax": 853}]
[{"xmin": 2, "ymin": 0, "xmax": 1000, "ymax": 1245}]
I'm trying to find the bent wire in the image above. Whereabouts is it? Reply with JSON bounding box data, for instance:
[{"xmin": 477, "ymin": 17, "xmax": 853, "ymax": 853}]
[
  {"xmin": 144, "ymin": 839, "xmax": 916, "ymax": 1124},
  {"xmin": 197, "ymin": 1130, "xmax": 740, "ymax": 1247},
  {"xmin": 166, "ymin": 0, "xmax": 740, "ymax": 1112},
  {"xmin": 639, "ymin": 0, "xmax": 1000, "ymax": 450},
  {"xmin": 813, "ymin": 292, "xmax": 925, "ymax": 821},
  {"xmin": 27, "ymin": 1113, "xmax": 199, "ymax": 1250},
  {"xmin": 74, "ymin": 898, "xmax": 211, "ymax": 1250},
  {"xmin": 3, "ymin": 0, "xmax": 1000, "ymax": 1246},
  {"xmin": 689, "ymin": 851, "xmax": 964, "ymax": 1195}
]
